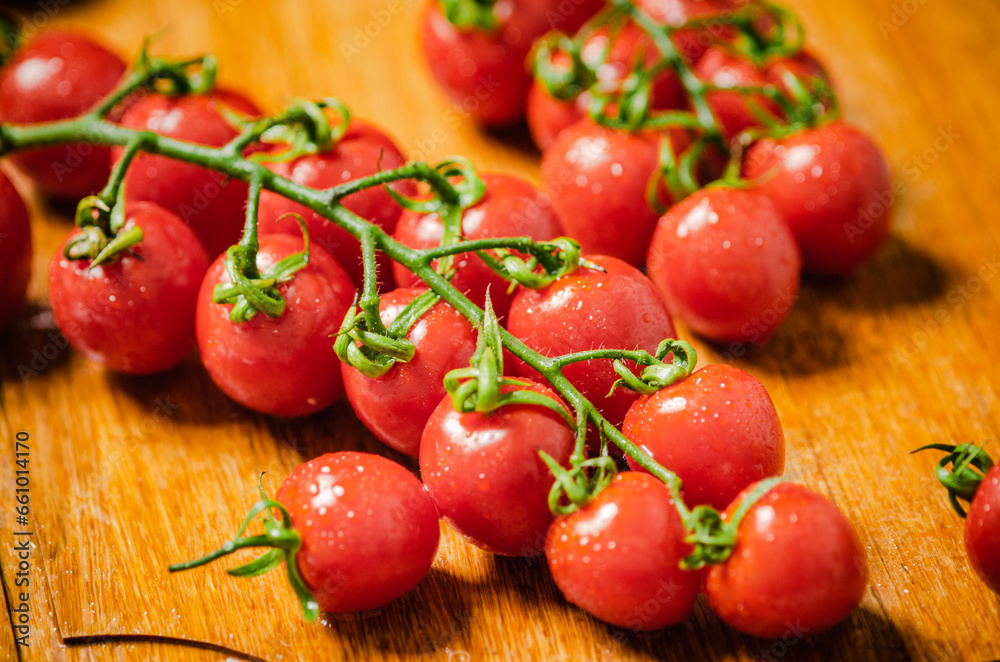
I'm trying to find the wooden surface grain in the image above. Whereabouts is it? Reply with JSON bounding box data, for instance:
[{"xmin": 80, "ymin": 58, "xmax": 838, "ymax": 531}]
[{"xmin": 1, "ymin": 0, "xmax": 999, "ymax": 660}]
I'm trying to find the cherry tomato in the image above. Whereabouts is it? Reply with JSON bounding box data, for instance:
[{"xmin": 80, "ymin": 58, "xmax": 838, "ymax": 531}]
[
  {"xmin": 965, "ymin": 463, "xmax": 1000, "ymax": 595},
  {"xmin": 646, "ymin": 187, "xmax": 801, "ymax": 344},
  {"xmin": 341, "ymin": 288, "xmax": 479, "ymax": 457},
  {"xmin": 705, "ymin": 481, "xmax": 868, "ymax": 638},
  {"xmin": 527, "ymin": 22, "xmax": 687, "ymax": 151},
  {"xmin": 0, "ymin": 29, "xmax": 126, "ymax": 200},
  {"xmin": 392, "ymin": 172, "xmax": 564, "ymax": 318},
  {"xmin": 48, "ymin": 202, "xmax": 209, "ymax": 374},
  {"xmin": 634, "ymin": 0, "xmax": 737, "ymax": 61},
  {"xmin": 743, "ymin": 122, "xmax": 892, "ymax": 276},
  {"xmin": 545, "ymin": 472, "xmax": 701, "ymax": 630},
  {"xmin": 419, "ymin": 0, "xmax": 601, "ymax": 125},
  {"xmin": 114, "ymin": 90, "xmax": 262, "ymax": 259},
  {"xmin": 420, "ymin": 380, "xmax": 574, "ymax": 556},
  {"xmin": 258, "ymin": 120, "xmax": 415, "ymax": 288},
  {"xmin": 0, "ymin": 169, "xmax": 32, "ymax": 331},
  {"xmin": 275, "ymin": 451, "xmax": 440, "ymax": 613},
  {"xmin": 764, "ymin": 49, "xmax": 831, "ymax": 106},
  {"xmin": 541, "ymin": 119, "xmax": 689, "ymax": 266},
  {"xmin": 196, "ymin": 234, "xmax": 354, "ymax": 417},
  {"xmin": 694, "ymin": 46, "xmax": 781, "ymax": 140},
  {"xmin": 507, "ymin": 255, "xmax": 676, "ymax": 429},
  {"xmin": 623, "ymin": 363, "xmax": 784, "ymax": 510}
]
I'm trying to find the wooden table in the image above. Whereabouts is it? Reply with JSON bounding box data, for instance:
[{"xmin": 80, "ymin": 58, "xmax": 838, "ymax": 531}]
[{"xmin": 2, "ymin": 0, "xmax": 999, "ymax": 659}]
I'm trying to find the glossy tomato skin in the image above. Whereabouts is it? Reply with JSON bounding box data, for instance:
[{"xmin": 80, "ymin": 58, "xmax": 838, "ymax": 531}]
[
  {"xmin": 541, "ymin": 120, "xmax": 687, "ymax": 266},
  {"xmin": 545, "ymin": 472, "xmax": 701, "ymax": 630},
  {"xmin": 706, "ymin": 481, "xmax": 868, "ymax": 638},
  {"xmin": 647, "ymin": 188, "xmax": 801, "ymax": 344},
  {"xmin": 420, "ymin": 380, "xmax": 574, "ymax": 556},
  {"xmin": 0, "ymin": 30, "xmax": 126, "ymax": 199},
  {"xmin": 392, "ymin": 172, "xmax": 563, "ymax": 318},
  {"xmin": 275, "ymin": 452, "xmax": 440, "ymax": 613},
  {"xmin": 341, "ymin": 288, "xmax": 479, "ymax": 457},
  {"xmin": 743, "ymin": 122, "xmax": 892, "ymax": 276},
  {"xmin": 114, "ymin": 90, "xmax": 262, "ymax": 259},
  {"xmin": 965, "ymin": 463, "xmax": 1000, "ymax": 595},
  {"xmin": 258, "ymin": 120, "xmax": 415, "ymax": 288},
  {"xmin": 196, "ymin": 234, "xmax": 354, "ymax": 417},
  {"xmin": 48, "ymin": 202, "xmax": 209, "ymax": 374},
  {"xmin": 633, "ymin": 0, "xmax": 736, "ymax": 61},
  {"xmin": 0, "ymin": 170, "xmax": 32, "ymax": 331},
  {"xmin": 623, "ymin": 364, "xmax": 784, "ymax": 510},
  {"xmin": 694, "ymin": 46, "xmax": 781, "ymax": 141},
  {"xmin": 507, "ymin": 255, "xmax": 676, "ymax": 428}
]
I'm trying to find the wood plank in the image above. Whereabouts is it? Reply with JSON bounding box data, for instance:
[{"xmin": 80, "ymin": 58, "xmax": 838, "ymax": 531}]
[{"xmin": 1, "ymin": 0, "xmax": 999, "ymax": 659}]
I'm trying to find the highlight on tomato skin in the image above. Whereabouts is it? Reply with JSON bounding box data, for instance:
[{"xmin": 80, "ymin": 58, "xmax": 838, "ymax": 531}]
[{"xmin": 0, "ymin": 168, "xmax": 32, "ymax": 332}]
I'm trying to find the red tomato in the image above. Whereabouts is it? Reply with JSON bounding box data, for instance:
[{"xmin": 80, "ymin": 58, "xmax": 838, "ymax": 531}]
[
  {"xmin": 0, "ymin": 169, "xmax": 32, "ymax": 330},
  {"xmin": 258, "ymin": 120, "xmax": 415, "ymax": 289},
  {"xmin": 623, "ymin": 363, "xmax": 784, "ymax": 510},
  {"xmin": 114, "ymin": 90, "xmax": 262, "ymax": 259},
  {"xmin": 392, "ymin": 172, "xmax": 563, "ymax": 318},
  {"xmin": 705, "ymin": 481, "xmax": 868, "ymax": 638},
  {"xmin": 0, "ymin": 29, "xmax": 126, "ymax": 199},
  {"xmin": 341, "ymin": 288, "xmax": 479, "ymax": 457},
  {"xmin": 419, "ymin": 0, "xmax": 601, "ymax": 125},
  {"xmin": 965, "ymin": 463, "xmax": 1000, "ymax": 595},
  {"xmin": 48, "ymin": 202, "xmax": 209, "ymax": 374},
  {"xmin": 743, "ymin": 122, "xmax": 892, "ymax": 276},
  {"xmin": 420, "ymin": 380, "xmax": 574, "ymax": 556},
  {"xmin": 634, "ymin": 0, "xmax": 737, "ymax": 61},
  {"xmin": 694, "ymin": 46, "xmax": 781, "ymax": 140},
  {"xmin": 541, "ymin": 119, "xmax": 688, "ymax": 266},
  {"xmin": 196, "ymin": 234, "xmax": 354, "ymax": 417},
  {"xmin": 646, "ymin": 187, "xmax": 801, "ymax": 344},
  {"xmin": 275, "ymin": 452, "xmax": 440, "ymax": 613},
  {"xmin": 507, "ymin": 255, "xmax": 676, "ymax": 429},
  {"xmin": 545, "ymin": 472, "xmax": 701, "ymax": 630},
  {"xmin": 764, "ymin": 50, "xmax": 831, "ymax": 103}
]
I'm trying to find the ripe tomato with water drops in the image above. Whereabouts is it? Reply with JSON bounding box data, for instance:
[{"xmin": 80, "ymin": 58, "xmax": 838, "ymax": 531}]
[
  {"xmin": 341, "ymin": 288, "xmax": 479, "ymax": 457},
  {"xmin": 420, "ymin": 380, "xmax": 574, "ymax": 556},
  {"xmin": 646, "ymin": 187, "xmax": 801, "ymax": 345},
  {"xmin": 964, "ymin": 462, "xmax": 1000, "ymax": 595},
  {"xmin": 705, "ymin": 481, "xmax": 868, "ymax": 638},
  {"xmin": 195, "ymin": 234, "xmax": 354, "ymax": 417},
  {"xmin": 48, "ymin": 202, "xmax": 209, "ymax": 374},
  {"xmin": 114, "ymin": 90, "xmax": 262, "ymax": 258},
  {"xmin": 545, "ymin": 472, "xmax": 702, "ymax": 630},
  {"xmin": 392, "ymin": 172, "xmax": 563, "ymax": 318},
  {"xmin": 275, "ymin": 451, "xmax": 441, "ymax": 613},
  {"xmin": 0, "ymin": 169, "xmax": 32, "ymax": 331},
  {"xmin": 743, "ymin": 121, "xmax": 892, "ymax": 276},
  {"xmin": 694, "ymin": 46, "xmax": 782, "ymax": 141},
  {"xmin": 0, "ymin": 29, "xmax": 126, "ymax": 199},
  {"xmin": 623, "ymin": 363, "xmax": 784, "ymax": 510},
  {"xmin": 258, "ymin": 120, "xmax": 416, "ymax": 288},
  {"xmin": 507, "ymin": 254, "xmax": 676, "ymax": 429}
]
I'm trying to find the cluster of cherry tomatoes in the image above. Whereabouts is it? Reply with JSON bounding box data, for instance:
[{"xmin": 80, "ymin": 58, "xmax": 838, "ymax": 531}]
[
  {"xmin": 0, "ymin": 7, "xmax": 875, "ymax": 643},
  {"xmin": 420, "ymin": 0, "xmax": 894, "ymax": 347}
]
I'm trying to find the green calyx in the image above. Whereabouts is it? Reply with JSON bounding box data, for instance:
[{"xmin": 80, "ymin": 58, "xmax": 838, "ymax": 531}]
[
  {"xmin": 482, "ymin": 237, "xmax": 591, "ymax": 291},
  {"xmin": 136, "ymin": 35, "xmax": 218, "ymax": 96},
  {"xmin": 609, "ymin": 339, "xmax": 698, "ymax": 397},
  {"xmin": 0, "ymin": 11, "xmax": 21, "ymax": 66},
  {"xmin": 532, "ymin": 32, "xmax": 597, "ymax": 101},
  {"xmin": 913, "ymin": 443, "xmax": 995, "ymax": 517},
  {"xmin": 168, "ymin": 475, "xmax": 319, "ymax": 622},
  {"xmin": 252, "ymin": 98, "xmax": 351, "ymax": 162},
  {"xmin": 440, "ymin": 0, "xmax": 499, "ymax": 32}
]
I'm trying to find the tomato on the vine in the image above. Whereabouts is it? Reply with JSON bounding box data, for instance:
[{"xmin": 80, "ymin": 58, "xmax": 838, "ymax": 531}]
[
  {"xmin": 274, "ymin": 451, "xmax": 441, "ymax": 613},
  {"xmin": 507, "ymin": 255, "xmax": 676, "ymax": 428},
  {"xmin": 392, "ymin": 172, "xmax": 563, "ymax": 318},
  {"xmin": 0, "ymin": 169, "xmax": 32, "ymax": 331},
  {"xmin": 420, "ymin": 380, "xmax": 574, "ymax": 556},
  {"xmin": 965, "ymin": 463, "xmax": 1000, "ymax": 595},
  {"xmin": 743, "ymin": 121, "xmax": 892, "ymax": 276},
  {"xmin": 646, "ymin": 187, "xmax": 801, "ymax": 344},
  {"xmin": 341, "ymin": 288, "xmax": 479, "ymax": 457},
  {"xmin": 705, "ymin": 481, "xmax": 868, "ymax": 638},
  {"xmin": 545, "ymin": 472, "xmax": 702, "ymax": 630},
  {"xmin": 0, "ymin": 29, "xmax": 126, "ymax": 199},
  {"xmin": 48, "ymin": 202, "xmax": 209, "ymax": 374},
  {"xmin": 196, "ymin": 234, "xmax": 354, "ymax": 417},
  {"xmin": 114, "ymin": 90, "xmax": 262, "ymax": 258},
  {"xmin": 634, "ymin": 0, "xmax": 738, "ymax": 61},
  {"xmin": 623, "ymin": 363, "xmax": 784, "ymax": 510},
  {"xmin": 694, "ymin": 46, "xmax": 782, "ymax": 140},
  {"xmin": 541, "ymin": 120, "xmax": 688, "ymax": 266},
  {"xmin": 258, "ymin": 120, "xmax": 416, "ymax": 288}
]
